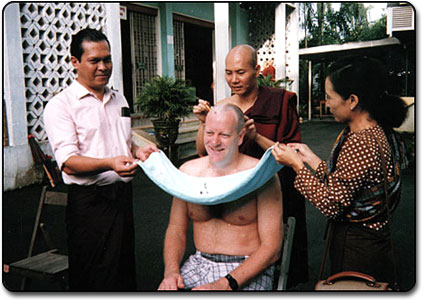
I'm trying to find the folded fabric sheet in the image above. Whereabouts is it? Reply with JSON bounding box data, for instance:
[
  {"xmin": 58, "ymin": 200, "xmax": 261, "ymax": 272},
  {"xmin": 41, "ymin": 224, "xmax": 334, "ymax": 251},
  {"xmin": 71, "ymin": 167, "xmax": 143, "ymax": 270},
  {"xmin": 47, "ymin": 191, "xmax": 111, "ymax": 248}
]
[{"xmin": 136, "ymin": 146, "xmax": 283, "ymax": 205}]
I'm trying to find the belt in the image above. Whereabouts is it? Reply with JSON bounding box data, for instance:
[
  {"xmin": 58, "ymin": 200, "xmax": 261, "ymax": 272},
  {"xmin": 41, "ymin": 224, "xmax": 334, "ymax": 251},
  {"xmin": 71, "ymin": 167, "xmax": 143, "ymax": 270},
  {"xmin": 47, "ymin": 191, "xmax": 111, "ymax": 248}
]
[{"xmin": 199, "ymin": 251, "xmax": 247, "ymax": 263}]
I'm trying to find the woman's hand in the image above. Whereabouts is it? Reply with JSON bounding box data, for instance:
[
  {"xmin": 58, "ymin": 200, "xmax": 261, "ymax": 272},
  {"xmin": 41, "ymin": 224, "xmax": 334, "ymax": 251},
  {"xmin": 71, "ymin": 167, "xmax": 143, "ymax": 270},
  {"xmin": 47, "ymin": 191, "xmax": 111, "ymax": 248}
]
[
  {"xmin": 272, "ymin": 143, "xmax": 304, "ymax": 172},
  {"xmin": 193, "ymin": 99, "xmax": 211, "ymax": 123},
  {"xmin": 287, "ymin": 143, "xmax": 322, "ymax": 170}
]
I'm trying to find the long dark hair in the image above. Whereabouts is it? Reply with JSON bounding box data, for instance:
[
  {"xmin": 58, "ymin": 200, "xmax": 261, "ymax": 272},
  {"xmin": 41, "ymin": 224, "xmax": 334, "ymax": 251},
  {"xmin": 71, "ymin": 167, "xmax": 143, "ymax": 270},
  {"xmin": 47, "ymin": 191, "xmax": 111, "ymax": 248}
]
[{"xmin": 327, "ymin": 56, "xmax": 408, "ymax": 130}]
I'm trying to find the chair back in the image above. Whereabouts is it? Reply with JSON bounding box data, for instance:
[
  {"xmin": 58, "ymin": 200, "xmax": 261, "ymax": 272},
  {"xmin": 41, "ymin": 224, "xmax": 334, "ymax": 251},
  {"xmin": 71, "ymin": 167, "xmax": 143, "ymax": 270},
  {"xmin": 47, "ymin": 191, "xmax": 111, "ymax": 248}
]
[{"xmin": 276, "ymin": 217, "xmax": 296, "ymax": 290}]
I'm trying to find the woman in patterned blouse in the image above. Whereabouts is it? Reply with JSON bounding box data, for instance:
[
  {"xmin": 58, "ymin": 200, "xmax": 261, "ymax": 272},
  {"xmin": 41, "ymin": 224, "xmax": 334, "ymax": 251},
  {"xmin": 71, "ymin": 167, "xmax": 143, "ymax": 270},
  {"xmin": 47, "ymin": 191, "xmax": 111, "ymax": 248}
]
[{"xmin": 272, "ymin": 56, "xmax": 408, "ymax": 288}]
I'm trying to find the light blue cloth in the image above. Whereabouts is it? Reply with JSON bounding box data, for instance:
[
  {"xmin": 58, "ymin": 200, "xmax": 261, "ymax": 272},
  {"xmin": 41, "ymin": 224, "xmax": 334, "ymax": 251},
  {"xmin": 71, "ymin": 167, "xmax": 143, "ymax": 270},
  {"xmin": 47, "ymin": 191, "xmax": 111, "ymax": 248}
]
[{"xmin": 136, "ymin": 146, "xmax": 283, "ymax": 205}]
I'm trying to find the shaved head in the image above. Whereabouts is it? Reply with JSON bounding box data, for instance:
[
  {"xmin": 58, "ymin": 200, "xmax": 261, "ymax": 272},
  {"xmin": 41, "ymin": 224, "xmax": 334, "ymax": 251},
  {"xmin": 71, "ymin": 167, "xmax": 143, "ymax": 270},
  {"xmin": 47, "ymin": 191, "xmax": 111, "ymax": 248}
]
[
  {"xmin": 226, "ymin": 44, "xmax": 258, "ymax": 70},
  {"xmin": 209, "ymin": 103, "xmax": 245, "ymax": 133}
]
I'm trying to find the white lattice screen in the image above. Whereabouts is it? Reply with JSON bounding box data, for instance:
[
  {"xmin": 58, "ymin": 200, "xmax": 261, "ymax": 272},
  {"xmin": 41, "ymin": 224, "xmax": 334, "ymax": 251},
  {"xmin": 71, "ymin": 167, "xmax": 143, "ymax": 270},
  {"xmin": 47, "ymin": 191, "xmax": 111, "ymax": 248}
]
[
  {"xmin": 19, "ymin": 2, "xmax": 106, "ymax": 142},
  {"xmin": 248, "ymin": 4, "xmax": 276, "ymax": 67},
  {"xmin": 284, "ymin": 9, "xmax": 294, "ymax": 84}
]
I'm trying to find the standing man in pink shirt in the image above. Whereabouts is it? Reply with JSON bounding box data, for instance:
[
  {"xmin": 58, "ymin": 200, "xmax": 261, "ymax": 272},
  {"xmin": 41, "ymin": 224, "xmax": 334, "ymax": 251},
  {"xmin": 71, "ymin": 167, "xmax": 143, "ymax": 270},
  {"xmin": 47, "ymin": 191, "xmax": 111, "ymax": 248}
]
[{"xmin": 44, "ymin": 28, "xmax": 158, "ymax": 291}]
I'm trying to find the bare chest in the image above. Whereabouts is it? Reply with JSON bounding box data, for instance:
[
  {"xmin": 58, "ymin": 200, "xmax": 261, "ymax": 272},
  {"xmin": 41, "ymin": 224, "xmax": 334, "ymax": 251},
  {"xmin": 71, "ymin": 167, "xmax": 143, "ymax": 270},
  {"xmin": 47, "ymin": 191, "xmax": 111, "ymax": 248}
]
[{"xmin": 187, "ymin": 193, "xmax": 257, "ymax": 226}]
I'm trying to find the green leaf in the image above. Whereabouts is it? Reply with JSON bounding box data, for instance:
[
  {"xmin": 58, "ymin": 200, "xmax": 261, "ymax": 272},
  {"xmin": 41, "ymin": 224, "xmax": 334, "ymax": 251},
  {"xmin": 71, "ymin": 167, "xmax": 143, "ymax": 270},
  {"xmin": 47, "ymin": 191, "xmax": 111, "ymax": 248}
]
[{"xmin": 135, "ymin": 75, "xmax": 196, "ymax": 121}]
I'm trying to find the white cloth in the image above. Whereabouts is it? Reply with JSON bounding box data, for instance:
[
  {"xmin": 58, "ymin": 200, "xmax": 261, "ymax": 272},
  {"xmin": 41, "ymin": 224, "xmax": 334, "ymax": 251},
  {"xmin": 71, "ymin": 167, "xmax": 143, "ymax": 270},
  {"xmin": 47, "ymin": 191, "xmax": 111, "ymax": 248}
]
[
  {"xmin": 137, "ymin": 146, "xmax": 283, "ymax": 205},
  {"xmin": 44, "ymin": 80, "xmax": 133, "ymax": 185}
]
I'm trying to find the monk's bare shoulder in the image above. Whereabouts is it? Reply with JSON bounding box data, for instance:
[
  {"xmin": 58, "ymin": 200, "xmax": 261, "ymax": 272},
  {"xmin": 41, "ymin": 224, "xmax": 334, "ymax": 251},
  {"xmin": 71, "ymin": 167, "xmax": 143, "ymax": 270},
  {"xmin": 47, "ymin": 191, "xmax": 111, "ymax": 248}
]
[{"xmin": 217, "ymin": 95, "xmax": 239, "ymax": 106}]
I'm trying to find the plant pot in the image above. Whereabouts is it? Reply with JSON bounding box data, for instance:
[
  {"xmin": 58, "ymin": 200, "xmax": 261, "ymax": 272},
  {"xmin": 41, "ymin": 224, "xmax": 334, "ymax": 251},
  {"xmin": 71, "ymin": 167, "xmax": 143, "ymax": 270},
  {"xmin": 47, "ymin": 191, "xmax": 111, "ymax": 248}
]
[{"xmin": 151, "ymin": 118, "xmax": 180, "ymax": 148}]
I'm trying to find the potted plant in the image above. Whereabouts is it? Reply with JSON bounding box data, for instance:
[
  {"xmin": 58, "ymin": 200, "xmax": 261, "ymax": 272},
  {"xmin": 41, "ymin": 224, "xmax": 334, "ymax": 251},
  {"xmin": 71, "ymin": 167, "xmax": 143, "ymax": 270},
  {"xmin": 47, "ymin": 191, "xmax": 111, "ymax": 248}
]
[
  {"xmin": 135, "ymin": 75, "xmax": 195, "ymax": 152},
  {"xmin": 257, "ymin": 75, "xmax": 294, "ymax": 89}
]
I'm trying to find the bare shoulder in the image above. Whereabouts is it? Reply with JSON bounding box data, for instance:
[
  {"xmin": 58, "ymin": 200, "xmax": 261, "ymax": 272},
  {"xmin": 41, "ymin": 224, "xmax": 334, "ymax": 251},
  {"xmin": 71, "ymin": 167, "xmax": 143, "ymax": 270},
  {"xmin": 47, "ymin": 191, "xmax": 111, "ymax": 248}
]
[
  {"xmin": 239, "ymin": 154, "xmax": 260, "ymax": 171},
  {"xmin": 217, "ymin": 95, "xmax": 238, "ymax": 106},
  {"xmin": 179, "ymin": 156, "xmax": 209, "ymax": 176},
  {"xmin": 256, "ymin": 173, "xmax": 282, "ymax": 204}
]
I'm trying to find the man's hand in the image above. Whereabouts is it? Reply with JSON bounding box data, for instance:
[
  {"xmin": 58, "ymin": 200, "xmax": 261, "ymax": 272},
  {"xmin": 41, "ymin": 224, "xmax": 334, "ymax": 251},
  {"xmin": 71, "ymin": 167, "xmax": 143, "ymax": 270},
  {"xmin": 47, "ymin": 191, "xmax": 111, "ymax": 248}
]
[
  {"xmin": 110, "ymin": 156, "xmax": 139, "ymax": 177},
  {"xmin": 158, "ymin": 272, "xmax": 185, "ymax": 290},
  {"xmin": 135, "ymin": 144, "xmax": 159, "ymax": 161},
  {"xmin": 192, "ymin": 277, "xmax": 231, "ymax": 291},
  {"xmin": 193, "ymin": 99, "xmax": 211, "ymax": 123}
]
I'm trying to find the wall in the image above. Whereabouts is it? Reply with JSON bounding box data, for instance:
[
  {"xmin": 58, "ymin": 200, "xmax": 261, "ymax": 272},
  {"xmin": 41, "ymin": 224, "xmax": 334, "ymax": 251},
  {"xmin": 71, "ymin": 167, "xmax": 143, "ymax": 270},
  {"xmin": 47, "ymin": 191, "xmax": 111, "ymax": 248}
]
[
  {"xmin": 229, "ymin": 3, "xmax": 249, "ymax": 46},
  {"xmin": 171, "ymin": 2, "xmax": 214, "ymax": 21},
  {"xmin": 144, "ymin": 2, "xmax": 214, "ymax": 21},
  {"xmin": 3, "ymin": 3, "xmax": 40, "ymax": 191},
  {"xmin": 3, "ymin": 2, "xmax": 291, "ymax": 191},
  {"xmin": 3, "ymin": 3, "xmax": 123, "ymax": 191}
]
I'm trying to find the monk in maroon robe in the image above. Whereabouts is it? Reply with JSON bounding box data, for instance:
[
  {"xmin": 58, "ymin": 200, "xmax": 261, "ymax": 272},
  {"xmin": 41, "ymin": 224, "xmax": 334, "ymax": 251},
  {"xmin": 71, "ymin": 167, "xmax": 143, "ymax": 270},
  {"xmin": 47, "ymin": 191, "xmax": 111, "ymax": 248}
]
[{"xmin": 193, "ymin": 45, "xmax": 308, "ymax": 288}]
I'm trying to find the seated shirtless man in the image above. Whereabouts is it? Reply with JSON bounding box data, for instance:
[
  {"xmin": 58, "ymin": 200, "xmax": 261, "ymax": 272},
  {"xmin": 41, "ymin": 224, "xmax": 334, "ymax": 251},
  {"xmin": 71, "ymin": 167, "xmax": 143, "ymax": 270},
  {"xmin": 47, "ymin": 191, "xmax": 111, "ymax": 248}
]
[{"xmin": 158, "ymin": 103, "xmax": 283, "ymax": 291}]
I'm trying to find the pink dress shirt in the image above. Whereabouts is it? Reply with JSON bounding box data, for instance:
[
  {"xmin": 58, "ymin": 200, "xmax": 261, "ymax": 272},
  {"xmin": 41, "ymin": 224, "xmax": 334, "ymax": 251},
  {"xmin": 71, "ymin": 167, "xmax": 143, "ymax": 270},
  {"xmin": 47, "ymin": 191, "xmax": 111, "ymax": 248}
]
[{"xmin": 44, "ymin": 80, "xmax": 133, "ymax": 186}]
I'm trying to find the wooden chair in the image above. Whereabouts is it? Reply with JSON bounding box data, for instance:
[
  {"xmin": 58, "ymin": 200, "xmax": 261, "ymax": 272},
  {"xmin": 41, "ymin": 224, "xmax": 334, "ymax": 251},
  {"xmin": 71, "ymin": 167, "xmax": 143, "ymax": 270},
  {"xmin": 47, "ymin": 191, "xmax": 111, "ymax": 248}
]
[
  {"xmin": 276, "ymin": 216, "xmax": 296, "ymax": 290},
  {"xmin": 4, "ymin": 185, "xmax": 68, "ymax": 290}
]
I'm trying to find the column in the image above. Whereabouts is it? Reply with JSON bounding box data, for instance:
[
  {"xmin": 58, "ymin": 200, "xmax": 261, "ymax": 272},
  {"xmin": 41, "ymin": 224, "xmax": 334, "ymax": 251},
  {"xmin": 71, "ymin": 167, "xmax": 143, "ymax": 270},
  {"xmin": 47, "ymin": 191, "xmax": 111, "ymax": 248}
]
[
  {"xmin": 4, "ymin": 3, "xmax": 27, "ymax": 147},
  {"xmin": 105, "ymin": 3, "xmax": 124, "ymax": 94},
  {"xmin": 159, "ymin": 3, "xmax": 175, "ymax": 77},
  {"xmin": 214, "ymin": 3, "xmax": 231, "ymax": 103},
  {"xmin": 275, "ymin": 4, "xmax": 287, "ymax": 85}
]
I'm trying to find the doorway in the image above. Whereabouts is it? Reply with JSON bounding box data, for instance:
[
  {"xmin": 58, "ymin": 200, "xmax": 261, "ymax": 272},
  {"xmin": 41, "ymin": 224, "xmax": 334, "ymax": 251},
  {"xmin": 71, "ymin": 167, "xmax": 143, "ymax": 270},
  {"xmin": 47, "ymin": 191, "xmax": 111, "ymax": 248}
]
[
  {"xmin": 184, "ymin": 22, "xmax": 214, "ymax": 103},
  {"xmin": 173, "ymin": 14, "xmax": 214, "ymax": 104},
  {"xmin": 120, "ymin": 3, "xmax": 158, "ymax": 112}
]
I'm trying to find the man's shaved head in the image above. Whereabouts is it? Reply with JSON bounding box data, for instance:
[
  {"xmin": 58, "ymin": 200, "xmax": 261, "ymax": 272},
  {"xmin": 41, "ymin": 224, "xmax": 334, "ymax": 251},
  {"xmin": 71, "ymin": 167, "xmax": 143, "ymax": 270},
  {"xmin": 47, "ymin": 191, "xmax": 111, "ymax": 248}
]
[{"xmin": 226, "ymin": 44, "xmax": 258, "ymax": 70}]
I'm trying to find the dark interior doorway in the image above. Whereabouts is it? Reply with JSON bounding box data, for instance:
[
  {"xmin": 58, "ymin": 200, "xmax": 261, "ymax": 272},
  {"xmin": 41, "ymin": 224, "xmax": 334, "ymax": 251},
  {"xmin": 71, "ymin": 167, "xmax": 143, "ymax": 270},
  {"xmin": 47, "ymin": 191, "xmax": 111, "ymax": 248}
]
[
  {"xmin": 120, "ymin": 3, "xmax": 158, "ymax": 113},
  {"xmin": 120, "ymin": 16, "xmax": 134, "ymax": 112},
  {"xmin": 184, "ymin": 23, "xmax": 213, "ymax": 104}
]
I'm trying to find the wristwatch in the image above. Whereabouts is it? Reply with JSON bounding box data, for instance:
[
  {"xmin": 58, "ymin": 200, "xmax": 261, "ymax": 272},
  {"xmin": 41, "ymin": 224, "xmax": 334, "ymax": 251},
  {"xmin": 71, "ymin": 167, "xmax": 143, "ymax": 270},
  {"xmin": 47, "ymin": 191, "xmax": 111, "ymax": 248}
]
[{"xmin": 225, "ymin": 274, "xmax": 239, "ymax": 291}]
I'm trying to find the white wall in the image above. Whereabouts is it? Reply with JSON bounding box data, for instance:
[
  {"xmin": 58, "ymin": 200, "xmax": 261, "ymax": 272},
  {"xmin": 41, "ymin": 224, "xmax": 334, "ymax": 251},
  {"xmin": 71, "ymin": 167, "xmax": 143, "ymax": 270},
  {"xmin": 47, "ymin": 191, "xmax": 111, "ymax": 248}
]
[
  {"xmin": 3, "ymin": 3, "xmax": 37, "ymax": 191},
  {"xmin": 3, "ymin": 3, "xmax": 124, "ymax": 191},
  {"xmin": 105, "ymin": 4, "xmax": 124, "ymax": 94},
  {"xmin": 214, "ymin": 3, "xmax": 231, "ymax": 103}
]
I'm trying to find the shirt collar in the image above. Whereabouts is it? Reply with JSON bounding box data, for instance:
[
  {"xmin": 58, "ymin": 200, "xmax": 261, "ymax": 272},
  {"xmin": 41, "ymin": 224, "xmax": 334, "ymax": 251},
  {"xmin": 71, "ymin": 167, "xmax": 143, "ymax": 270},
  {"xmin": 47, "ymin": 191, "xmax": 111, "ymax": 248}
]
[{"xmin": 71, "ymin": 80, "xmax": 115, "ymax": 102}]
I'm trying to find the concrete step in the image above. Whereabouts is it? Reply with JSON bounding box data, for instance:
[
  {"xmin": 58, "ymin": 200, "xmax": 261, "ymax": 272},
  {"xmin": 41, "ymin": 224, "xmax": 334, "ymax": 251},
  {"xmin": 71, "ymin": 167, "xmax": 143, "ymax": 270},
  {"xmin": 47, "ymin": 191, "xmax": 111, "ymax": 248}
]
[
  {"xmin": 176, "ymin": 137, "xmax": 198, "ymax": 162},
  {"xmin": 132, "ymin": 117, "xmax": 199, "ymax": 162},
  {"xmin": 177, "ymin": 125, "xmax": 199, "ymax": 140},
  {"xmin": 131, "ymin": 113, "xmax": 200, "ymax": 129},
  {"xmin": 132, "ymin": 123, "xmax": 199, "ymax": 143},
  {"xmin": 132, "ymin": 129, "xmax": 156, "ymax": 148}
]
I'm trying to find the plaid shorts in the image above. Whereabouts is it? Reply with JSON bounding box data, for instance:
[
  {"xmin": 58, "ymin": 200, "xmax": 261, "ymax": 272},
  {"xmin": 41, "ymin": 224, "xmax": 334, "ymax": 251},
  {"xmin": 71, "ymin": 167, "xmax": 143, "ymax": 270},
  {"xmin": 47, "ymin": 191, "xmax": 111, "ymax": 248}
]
[{"xmin": 180, "ymin": 250, "xmax": 275, "ymax": 290}]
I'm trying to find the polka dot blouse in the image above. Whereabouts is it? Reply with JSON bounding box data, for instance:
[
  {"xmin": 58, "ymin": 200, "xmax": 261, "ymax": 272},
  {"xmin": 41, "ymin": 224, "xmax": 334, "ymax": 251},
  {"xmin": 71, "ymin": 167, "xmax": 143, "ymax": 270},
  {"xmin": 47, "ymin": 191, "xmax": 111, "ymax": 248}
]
[{"xmin": 294, "ymin": 125, "xmax": 394, "ymax": 230}]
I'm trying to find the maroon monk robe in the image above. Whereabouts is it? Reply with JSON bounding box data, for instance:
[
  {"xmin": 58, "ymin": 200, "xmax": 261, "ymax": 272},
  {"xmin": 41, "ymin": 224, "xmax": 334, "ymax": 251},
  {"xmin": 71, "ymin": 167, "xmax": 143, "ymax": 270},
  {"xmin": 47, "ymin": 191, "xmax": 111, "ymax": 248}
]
[{"xmin": 240, "ymin": 85, "xmax": 309, "ymax": 288}]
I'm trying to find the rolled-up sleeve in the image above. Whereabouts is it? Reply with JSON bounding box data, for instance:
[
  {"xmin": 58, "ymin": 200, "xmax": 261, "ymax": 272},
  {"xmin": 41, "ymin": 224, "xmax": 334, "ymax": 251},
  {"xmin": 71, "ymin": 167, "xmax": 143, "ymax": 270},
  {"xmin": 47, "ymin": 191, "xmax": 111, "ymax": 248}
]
[
  {"xmin": 44, "ymin": 97, "xmax": 79, "ymax": 170},
  {"xmin": 293, "ymin": 133, "xmax": 381, "ymax": 219}
]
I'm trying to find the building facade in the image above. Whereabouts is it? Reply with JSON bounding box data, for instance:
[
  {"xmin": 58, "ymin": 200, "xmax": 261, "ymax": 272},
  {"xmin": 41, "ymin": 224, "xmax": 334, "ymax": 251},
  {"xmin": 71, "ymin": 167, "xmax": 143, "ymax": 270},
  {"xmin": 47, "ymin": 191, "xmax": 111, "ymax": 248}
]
[{"xmin": 3, "ymin": 2, "xmax": 299, "ymax": 191}]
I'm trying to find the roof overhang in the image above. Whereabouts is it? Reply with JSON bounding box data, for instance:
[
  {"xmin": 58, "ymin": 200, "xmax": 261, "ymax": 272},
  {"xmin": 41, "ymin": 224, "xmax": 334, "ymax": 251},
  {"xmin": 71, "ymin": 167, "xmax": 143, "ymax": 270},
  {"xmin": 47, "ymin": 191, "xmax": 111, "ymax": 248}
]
[{"xmin": 299, "ymin": 37, "xmax": 401, "ymax": 62}]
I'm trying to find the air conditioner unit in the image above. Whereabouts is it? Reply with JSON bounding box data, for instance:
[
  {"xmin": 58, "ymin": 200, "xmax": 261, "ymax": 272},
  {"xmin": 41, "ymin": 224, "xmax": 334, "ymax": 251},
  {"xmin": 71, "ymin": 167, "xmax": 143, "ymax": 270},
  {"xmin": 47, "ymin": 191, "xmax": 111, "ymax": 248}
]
[{"xmin": 387, "ymin": 5, "xmax": 414, "ymax": 35}]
